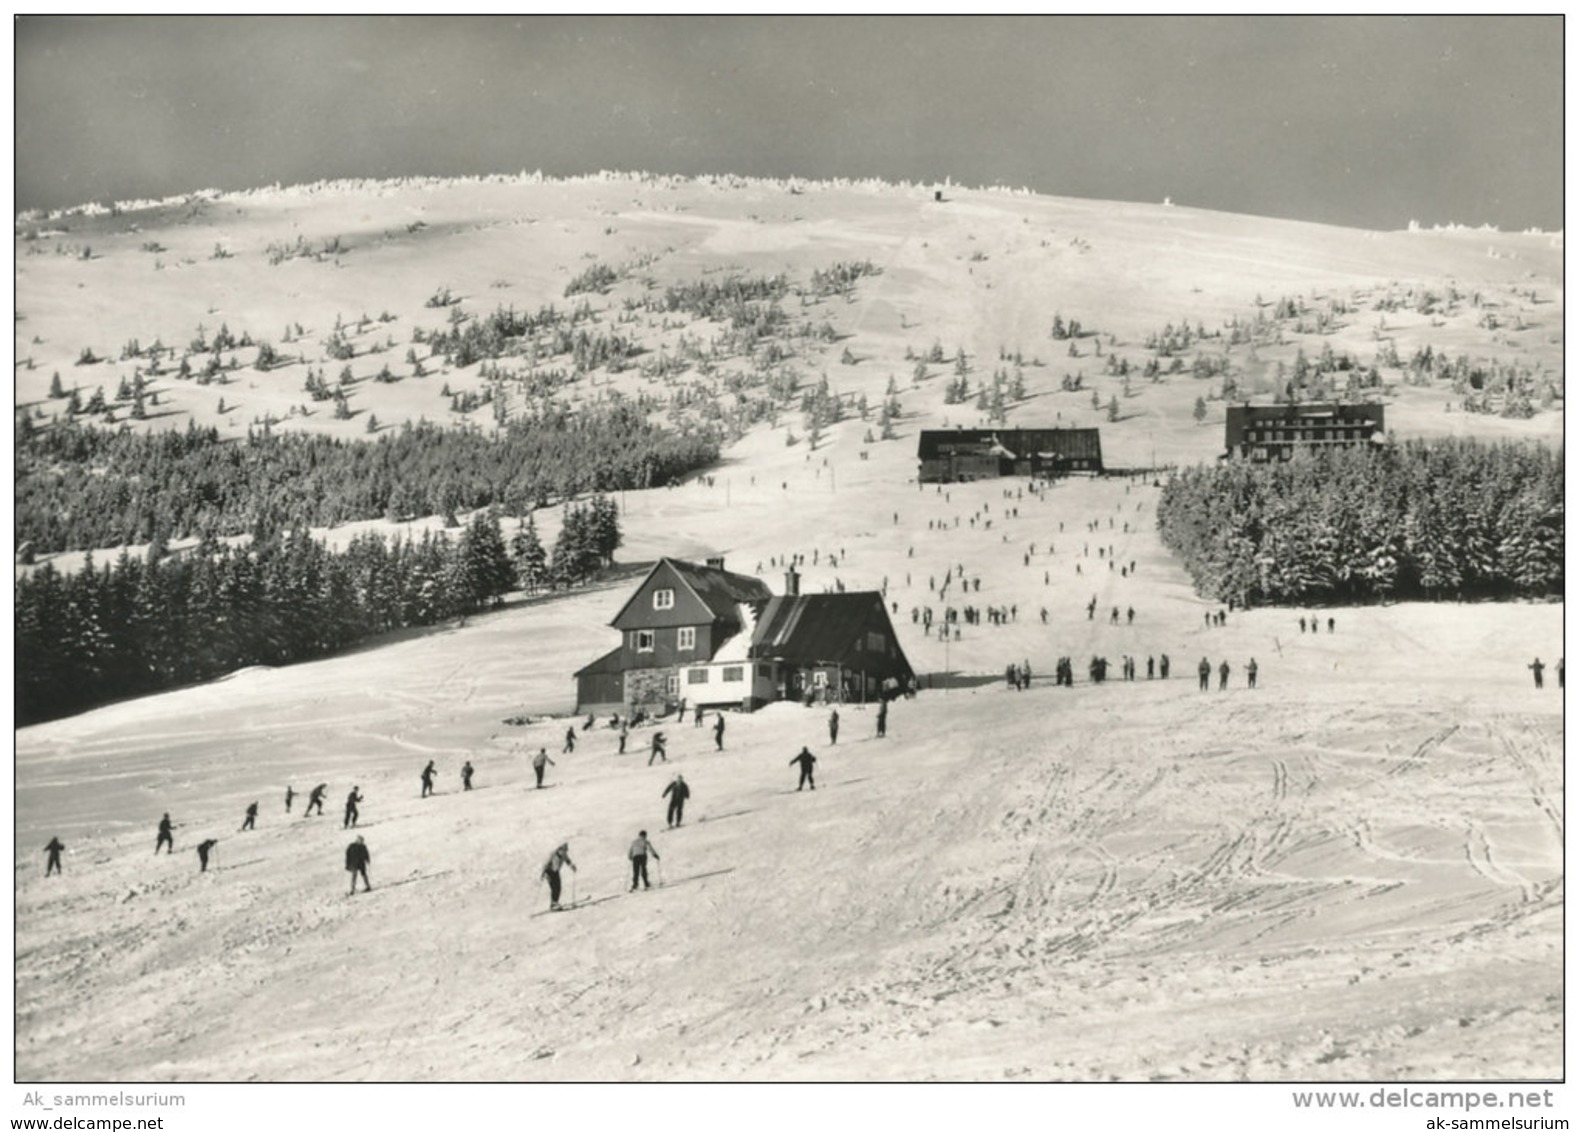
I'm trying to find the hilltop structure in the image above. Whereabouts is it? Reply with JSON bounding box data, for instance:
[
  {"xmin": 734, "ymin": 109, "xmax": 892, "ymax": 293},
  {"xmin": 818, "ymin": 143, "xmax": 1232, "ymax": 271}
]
[
  {"xmin": 1222, "ymin": 402, "xmax": 1386, "ymax": 461},
  {"xmin": 916, "ymin": 427, "xmax": 1103, "ymax": 483},
  {"xmin": 575, "ymin": 558, "xmax": 914, "ymax": 716}
]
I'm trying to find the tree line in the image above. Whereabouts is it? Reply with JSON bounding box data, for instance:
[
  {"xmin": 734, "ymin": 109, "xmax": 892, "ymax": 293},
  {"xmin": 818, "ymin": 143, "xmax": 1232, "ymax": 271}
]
[
  {"xmin": 16, "ymin": 502, "xmax": 621, "ymax": 726},
  {"xmin": 1156, "ymin": 438, "xmax": 1563, "ymax": 606},
  {"xmin": 16, "ymin": 407, "xmax": 715, "ymax": 555}
]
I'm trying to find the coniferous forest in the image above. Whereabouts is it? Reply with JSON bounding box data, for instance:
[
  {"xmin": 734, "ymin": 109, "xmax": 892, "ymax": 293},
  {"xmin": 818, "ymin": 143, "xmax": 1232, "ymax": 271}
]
[
  {"xmin": 15, "ymin": 502, "xmax": 621, "ymax": 726},
  {"xmin": 1156, "ymin": 438, "xmax": 1563, "ymax": 607},
  {"xmin": 15, "ymin": 406, "xmax": 714, "ymax": 555}
]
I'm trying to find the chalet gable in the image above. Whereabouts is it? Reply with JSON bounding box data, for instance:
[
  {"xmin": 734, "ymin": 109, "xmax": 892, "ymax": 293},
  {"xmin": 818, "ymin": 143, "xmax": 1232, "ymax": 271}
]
[{"xmin": 609, "ymin": 557, "xmax": 771, "ymax": 632}]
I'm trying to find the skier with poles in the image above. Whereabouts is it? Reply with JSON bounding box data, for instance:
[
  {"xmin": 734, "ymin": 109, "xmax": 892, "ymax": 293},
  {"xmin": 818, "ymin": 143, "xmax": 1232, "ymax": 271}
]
[
  {"xmin": 541, "ymin": 842, "xmax": 577, "ymax": 911},
  {"xmin": 628, "ymin": 831, "xmax": 660, "ymax": 892}
]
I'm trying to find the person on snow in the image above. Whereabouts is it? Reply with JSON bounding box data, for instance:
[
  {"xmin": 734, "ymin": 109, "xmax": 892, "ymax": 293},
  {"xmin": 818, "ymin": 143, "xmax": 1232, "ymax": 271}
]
[
  {"xmin": 240, "ymin": 801, "xmax": 258, "ymax": 832},
  {"xmin": 196, "ymin": 839, "xmax": 218, "ymax": 873},
  {"xmin": 533, "ymin": 748, "xmax": 555, "ymax": 788},
  {"xmin": 1529, "ymin": 657, "xmax": 1546, "ymax": 689},
  {"xmin": 344, "ymin": 786, "xmax": 363, "ymax": 829},
  {"xmin": 791, "ymin": 747, "xmax": 818, "ymax": 791},
  {"xmin": 1198, "ymin": 657, "xmax": 1211, "ymax": 691},
  {"xmin": 1247, "ymin": 658, "xmax": 1259, "ymax": 689},
  {"xmin": 1159, "ymin": 654, "xmax": 1170, "ymax": 680},
  {"xmin": 420, "ymin": 760, "xmax": 438, "ymax": 798},
  {"xmin": 876, "ymin": 699, "xmax": 888, "ymax": 738},
  {"xmin": 713, "ymin": 712, "xmax": 726, "ymax": 751},
  {"xmin": 628, "ymin": 831, "xmax": 660, "ymax": 892},
  {"xmin": 461, "ymin": 760, "xmax": 475, "ymax": 791},
  {"xmin": 828, "ymin": 709, "xmax": 840, "ymax": 745},
  {"xmin": 541, "ymin": 843, "xmax": 576, "ymax": 910},
  {"xmin": 345, "ymin": 835, "xmax": 372, "ymax": 895},
  {"xmin": 648, "ymin": 732, "xmax": 668, "ymax": 766},
  {"xmin": 563, "ymin": 727, "xmax": 576, "ymax": 755},
  {"xmin": 618, "ymin": 720, "xmax": 629, "ymax": 755},
  {"xmin": 44, "ymin": 836, "xmax": 64, "ymax": 877},
  {"xmin": 155, "ymin": 813, "xmax": 175, "ymax": 855},
  {"xmin": 1218, "ymin": 659, "xmax": 1231, "ymax": 690},
  {"xmin": 285, "ymin": 785, "xmax": 296, "ymax": 814},
  {"xmin": 663, "ymin": 774, "xmax": 690, "ymax": 828},
  {"xmin": 306, "ymin": 784, "xmax": 327, "ymax": 816}
]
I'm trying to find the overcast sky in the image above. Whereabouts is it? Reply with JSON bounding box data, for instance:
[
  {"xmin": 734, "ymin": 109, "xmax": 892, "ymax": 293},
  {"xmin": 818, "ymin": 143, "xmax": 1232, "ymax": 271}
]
[{"xmin": 14, "ymin": 15, "xmax": 1564, "ymax": 231}]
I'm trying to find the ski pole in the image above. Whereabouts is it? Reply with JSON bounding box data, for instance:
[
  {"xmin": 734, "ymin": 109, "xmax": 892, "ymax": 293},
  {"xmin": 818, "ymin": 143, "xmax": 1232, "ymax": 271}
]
[
  {"xmin": 656, "ymin": 855, "xmax": 665, "ymax": 887},
  {"xmin": 571, "ymin": 870, "xmax": 578, "ymax": 907}
]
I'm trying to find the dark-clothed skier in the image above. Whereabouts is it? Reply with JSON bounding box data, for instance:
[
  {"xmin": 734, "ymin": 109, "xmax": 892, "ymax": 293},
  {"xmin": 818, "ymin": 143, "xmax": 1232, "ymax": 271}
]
[
  {"xmin": 1218, "ymin": 660, "xmax": 1230, "ymax": 690},
  {"xmin": 563, "ymin": 727, "xmax": 576, "ymax": 755},
  {"xmin": 714, "ymin": 712, "xmax": 726, "ymax": 751},
  {"xmin": 876, "ymin": 699, "xmax": 888, "ymax": 738},
  {"xmin": 533, "ymin": 748, "xmax": 555, "ymax": 788},
  {"xmin": 44, "ymin": 837, "xmax": 64, "ymax": 876},
  {"xmin": 663, "ymin": 774, "xmax": 690, "ymax": 828},
  {"xmin": 461, "ymin": 760, "xmax": 474, "ymax": 791},
  {"xmin": 648, "ymin": 732, "xmax": 668, "ymax": 766},
  {"xmin": 1529, "ymin": 658, "xmax": 1546, "ymax": 689},
  {"xmin": 155, "ymin": 813, "xmax": 175, "ymax": 854},
  {"xmin": 196, "ymin": 839, "xmax": 217, "ymax": 873},
  {"xmin": 628, "ymin": 831, "xmax": 659, "ymax": 891},
  {"xmin": 791, "ymin": 747, "xmax": 818, "ymax": 791},
  {"xmin": 240, "ymin": 802, "xmax": 258, "ymax": 832},
  {"xmin": 420, "ymin": 760, "xmax": 437, "ymax": 797},
  {"xmin": 1247, "ymin": 658, "xmax": 1258, "ymax": 689},
  {"xmin": 344, "ymin": 787, "xmax": 363, "ymax": 829},
  {"xmin": 1198, "ymin": 658, "xmax": 1211, "ymax": 691},
  {"xmin": 1160, "ymin": 654, "xmax": 1170, "ymax": 680},
  {"xmin": 828, "ymin": 709, "xmax": 839, "ymax": 745},
  {"xmin": 541, "ymin": 843, "xmax": 576, "ymax": 910},
  {"xmin": 618, "ymin": 721, "xmax": 629, "ymax": 754},
  {"xmin": 345, "ymin": 835, "xmax": 372, "ymax": 895},
  {"xmin": 306, "ymin": 784, "xmax": 327, "ymax": 816},
  {"xmin": 285, "ymin": 785, "xmax": 296, "ymax": 813}
]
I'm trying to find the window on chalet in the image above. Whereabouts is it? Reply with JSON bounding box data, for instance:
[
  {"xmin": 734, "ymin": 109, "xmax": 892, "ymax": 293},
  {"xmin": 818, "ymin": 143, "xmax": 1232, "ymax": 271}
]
[
  {"xmin": 687, "ymin": 669, "xmax": 709, "ymax": 685},
  {"xmin": 665, "ymin": 674, "xmax": 679, "ymax": 695},
  {"xmin": 635, "ymin": 630, "xmax": 655, "ymax": 652},
  {"xmin": 677, "ymin": 627, "xmax": 696, "ymax": 650},
  {"xmin": 757, "ymin": 663, "xmax": 773, "ymax": 677},
  {"xmin": 722, "ymin": 666, "xmax": 744, "ymax": 682},
  {"xmin": 653, "ymin": 588, "xmax": 675, "ymax": 610}
]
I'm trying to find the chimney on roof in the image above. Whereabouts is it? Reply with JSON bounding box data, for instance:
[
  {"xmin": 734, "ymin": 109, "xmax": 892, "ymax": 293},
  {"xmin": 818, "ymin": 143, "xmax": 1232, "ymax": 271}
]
[
  {"xmin": 706, "ymin": 556, "xmax": 725, "ymax": 570},
  {"xmin": 784, "ymin": 567, "xmax": 800, "ymax": 596}
]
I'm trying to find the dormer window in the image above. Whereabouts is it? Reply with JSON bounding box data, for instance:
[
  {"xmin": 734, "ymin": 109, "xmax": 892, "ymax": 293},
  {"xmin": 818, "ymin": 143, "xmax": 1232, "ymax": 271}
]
[{"xmin": 653, "ymin": 588, "xmax": 675, "ymax": 610}]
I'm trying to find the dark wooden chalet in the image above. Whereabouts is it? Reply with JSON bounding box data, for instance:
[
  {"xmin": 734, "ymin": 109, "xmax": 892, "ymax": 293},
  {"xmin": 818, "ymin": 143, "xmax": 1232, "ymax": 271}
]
[
  {"xmin": 917, "ymin": 427, "xmax": 1103, "ymax": 482},
  {"xmin": 1223, "ymin": 402, "xmax": 1385, "ymax": 461},
  {"xmin": 574, "ymin": 557, "xmax": 771, "ymax": 716},
  {"xmin": 575, "ymin": 561, "xmax": 914, "ymax": 714}
]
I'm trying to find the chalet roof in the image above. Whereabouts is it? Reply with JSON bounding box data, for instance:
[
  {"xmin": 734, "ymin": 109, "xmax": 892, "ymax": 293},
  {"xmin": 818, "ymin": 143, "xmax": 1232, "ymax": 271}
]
[
  {"xmin": 574, "ymin": 646, "xmax": 625, "ymax": 677},
  {"xmin": 608, "ymin": 557, "xmax": 772, "ymax": 629},
  {"xmin": 915, "ymin": 427, "xmax": 1102, "ymax": 461},
  {"xmin": 750, "ymin": 592, "xmax": 910, "ymax": 675}
]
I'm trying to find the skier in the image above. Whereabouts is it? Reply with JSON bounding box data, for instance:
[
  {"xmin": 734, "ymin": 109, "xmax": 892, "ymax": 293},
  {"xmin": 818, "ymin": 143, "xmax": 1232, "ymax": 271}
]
[
  {"xmin": 1160, "ymin": 654, "xmax": 1170, "ymax": 680},
  {"xmin": 1247, "ymin": 658, "xmax": 1258, "ymax": 689},
  {"xmin": 540, "ymin": 843, "xmax": 576, "ymax": 910},
  {"xmin": 533, "ymin": 748, "xmax": 555, "ymax": 788},
  {"xmin": 663, "ymin": 774, "xmax": 690, "ymax": 828},
  {"xmin": 461, "ymin": 760, "xmax": 474, "ymax": 791},
  {"xmin": 828, "ymin": 709, "xmax": 839, "ymax": 745},
  {"xmin": 1127, "ymin": 607, "xmax": 1135, "ymax": 625},
  {"xmin": 44, "ymin": 837, "xmax": 64, "ymax": 877},
  {"xmin": 563, "ymin": 727, "xmax": 576, "ymax": 755},
  {"xmin": 420, "ymin": 760, "xmax": 437, "ymax": 798},
  {"xmin": 648, "ymin": 732, "xmax": 668, "ymax": 766},
  {"xmin": 1218, "ymin": 659, "xmax": 1231, "ymax": 691},
  {"xmin": 1299, "ymin": 617, "xmax": 1306, "ymax": 634},
  {"xmin": 1198, "ymin": 658, "xmax": 1211, "ymax": 692},
  {"xmin": 155, "ymin": 813, "xmax": 175, "ymax": 855},
  {"xmin": 306, "ymin": 784, "xmax": 327, "ymax": 817},
  {"xmin": 695, "ymin": 705, "xmax": 705, "ymax": 729},
  {"xmin": 876, "ymin": 699, "xmax": 888, "ymax": 738},
  {"xmin": 1146, "ymin": 656, "xmax": 1155, "ymax": 680},
  {"xmin": 344, "ymin": 786, "xmax": 363, "ymax": 829},
  {"xmin": 713, "ymin": 712, "xmax": 726, "ymax": 751},
  {"xmin": 285, "ymin": 785, "xmax": 296, "ymax": 814},
  {"xmin": 196, "ymin": 839, "xmax": 218, "ymax": 873},
  {"xmin": 345, "ymin": 835, "xmax": 372, "ymax": 895},
  {"xmin": 628, "ymin": 831, "xmax": 660, "ymax": 892},
  {"xmin": 1327, "ymin": 617, "xmax": 1335, "ymax": 634},
  {"xmin": 240, "ymin": 801, "xmax": 258, "ymax": 832},
  {"xmin": 791, "ymin": 747, "xmax": 818, "ymax": 791},
  {"xmin": 618, "ymin": 720, "xmax": 629, "ymax": 755},
  {"xmin": 1528, "ymin": 658, "xmax": 1545, "ymax": 689}
]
